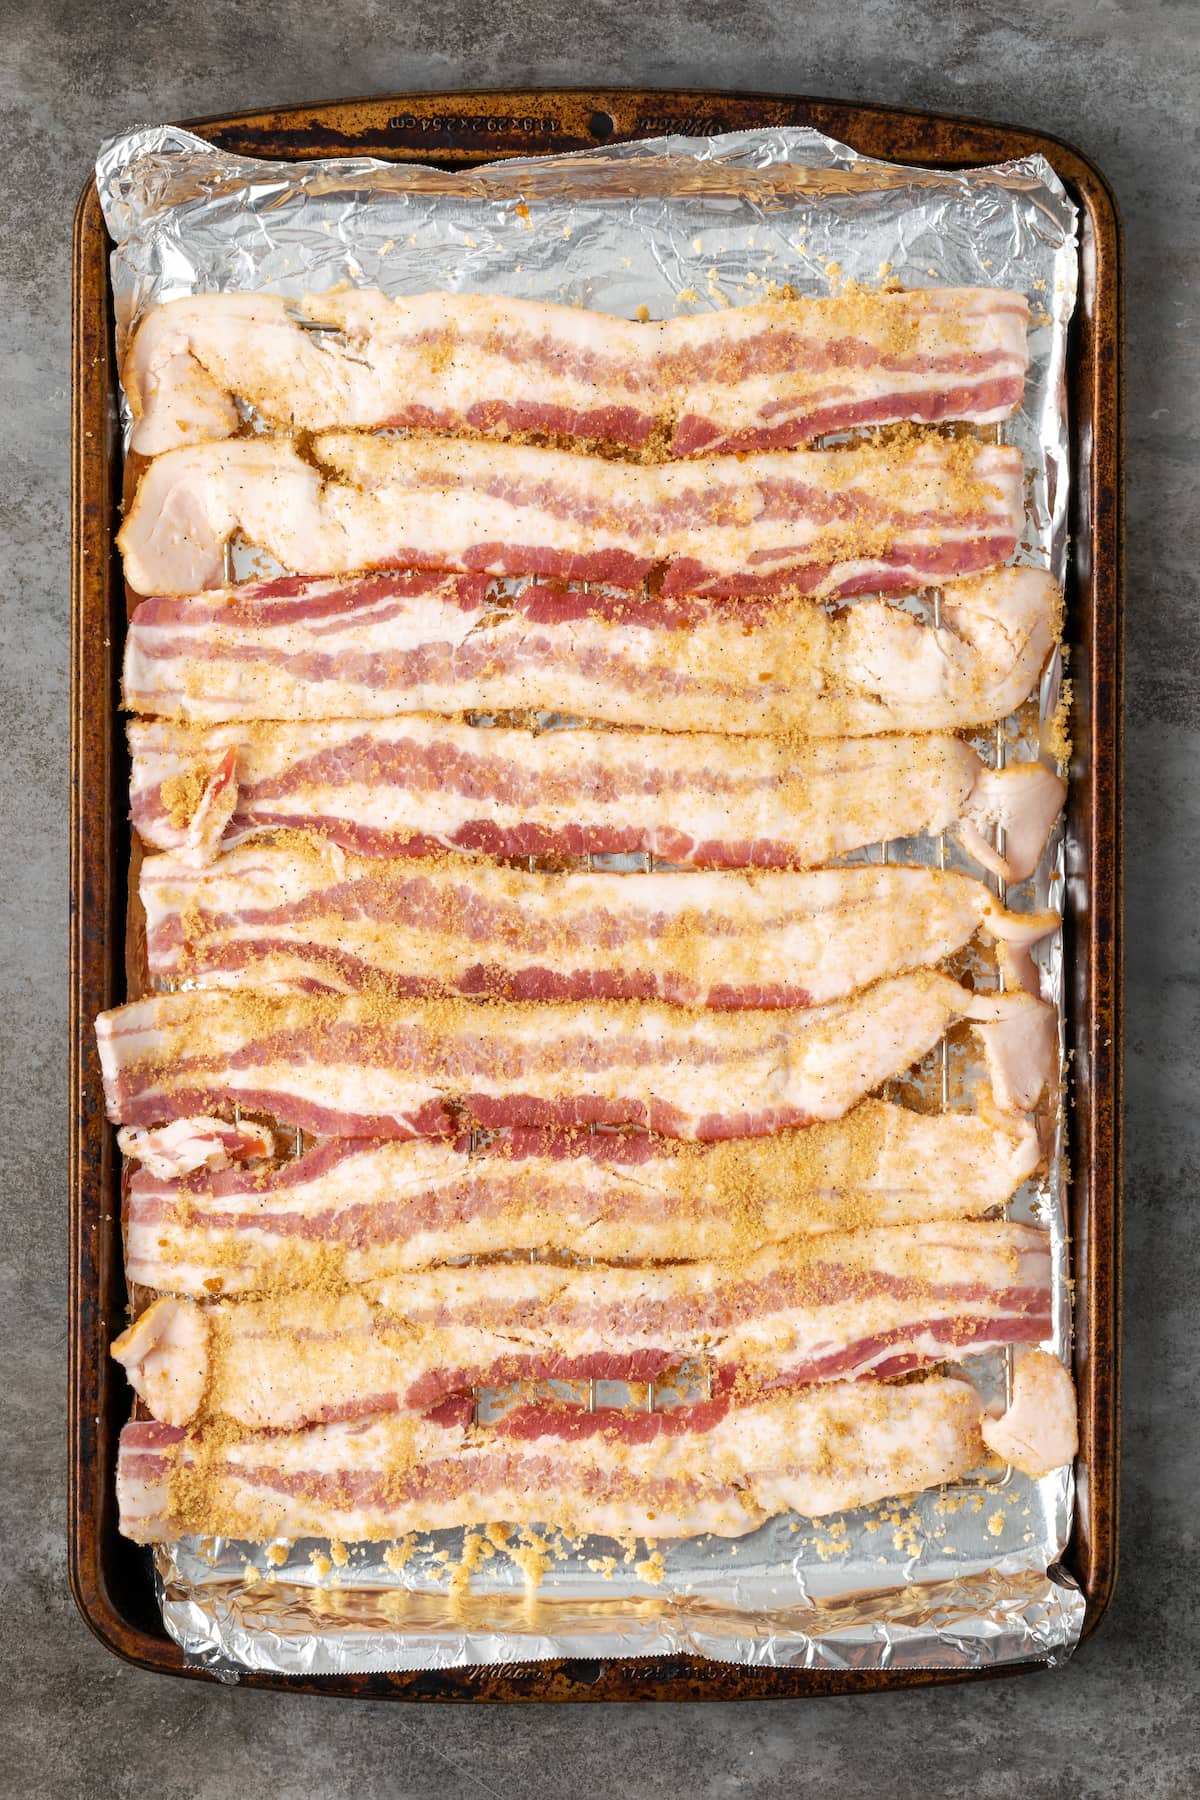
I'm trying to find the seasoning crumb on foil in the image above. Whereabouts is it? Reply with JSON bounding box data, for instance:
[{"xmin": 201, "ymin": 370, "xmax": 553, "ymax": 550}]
[{"xmin": 97, "ymin": 119, "xmax": 1082, "ymax": 1680}]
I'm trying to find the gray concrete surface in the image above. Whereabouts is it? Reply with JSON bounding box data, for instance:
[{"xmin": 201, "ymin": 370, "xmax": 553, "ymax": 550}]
[{"xmin": 0, "ymin": 0, "xmax": 1193, "ymax": 1793}]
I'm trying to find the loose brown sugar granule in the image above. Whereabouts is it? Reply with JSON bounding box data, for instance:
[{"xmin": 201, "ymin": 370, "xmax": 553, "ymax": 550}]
[
  {"xmin": 810, "ymin": 1519, "xmax": 853, "ymax": 1561},
  {"xmin": 172, "ymin": 892, "xmax": 207, "ymax": 975},
  {"xmin": 443, "ymin": 1526, "xmax": 499, "ymax": 1610},
  {"xmin": 891, "ymin": 1511, "xmax": 923, "ymax": 1557},
  {"xmin": 382, "ymin": 1536, "xmax": 419, "ymax": 1575},
  {"xmin": 129, "ymin": 985, "xmax": 497, "ymax": 1084},
  {"xmin": 505, "ymin": 1527, "xmax": 555, "ymax": 1592},
  {"xmin": 485, "ymin": 1522, "xmax": 513, "ymax": 1559},
  {"xmin": 159, "ymin": 1218, "xmax": 350, "ymax": 1299},
  {"xmin": 1045, "ymin": 676, "xmax": 1073, "ymax": 768}
]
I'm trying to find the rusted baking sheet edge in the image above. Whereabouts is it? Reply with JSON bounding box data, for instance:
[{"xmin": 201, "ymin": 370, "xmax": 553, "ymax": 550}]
[{"xmin": 69, "ymin": 85, "xmax": 1123, "ymax": 1702}]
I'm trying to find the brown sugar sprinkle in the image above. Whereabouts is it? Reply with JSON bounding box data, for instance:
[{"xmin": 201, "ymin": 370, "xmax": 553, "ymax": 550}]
[
  {"xmin": 131, "ymin": 986, "xmax": 460, "ymax": 1081},
  {"xmin": 382, "ymin": 1536, "xmax": 420, "ymax": 1574},
  {"xmin": 791, "ymin": 281, "xmax": 962, "ymax": 351},
  {"xmin": 160, "ymin": 764, "xmax": 206, "ymax": 829},
  {"xmin": 178, "ymin": 1219, "xmax": 1022, "ymax": 1440},
  {"xmin": 673, "ymin": 283, "xmax": 976, "ymax": 381},
  {"xmin": 798, "ymin": 428, "xmax": 1013, "ymax": 557},
  {"xmin": 635, "ymin": 1550, "xmax": 666, "ymax": 1585},
  {"xmin": 1045, "ymin": 676, "xmax": 1073, "ymax": 768},
  {"xmin": 666, "ymin": 1104, "xmax": 898, "ymax": 1248},
  {"xmin": 164, "ymin": 1416, "xmax": 249, "ymax": 1540},
  {"xmin": 505, "ymin": 1527, "xmax": 556, "ymax": 1592},
  {"xmin": 442, "ymin": 1527, "xmax": 501, "ymax": 1614},
  {"xmin": 163, "ymin": 1406, "xmax": 429, "ymax": 1541}
]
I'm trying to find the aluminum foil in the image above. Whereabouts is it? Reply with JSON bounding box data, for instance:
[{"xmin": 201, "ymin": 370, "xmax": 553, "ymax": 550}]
[{"xmin": 94, "ymin": 122, "xmax": 1082, "ymax": 1679}]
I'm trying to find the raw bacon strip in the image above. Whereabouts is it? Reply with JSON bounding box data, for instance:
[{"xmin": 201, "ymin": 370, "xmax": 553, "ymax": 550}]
[
  {"xmin": 127, "ymin": 715, "xmax": 1064, "ymax": 883},
  {"xmin": 116, "ymin": 433, "xmax": 1026, "ymax": 602},
  {"xmin": 116, "ymin": 1374, "xmax": 989, "ymax": 1543},
  {"xmin": 122, "ymin": 1101, "xmax": 1042, "ymax": 1295},
  {"xmin": 94, "ymin": 972, "xmax": 1056, "ymax": 1143},
  {"xmin": 140, "ymin": 841, "xmax": 1057, "ymax": 1008},
  {"xmin": 110, "ymin": 1220, "xmax": 1052, "ymax": 1429},
  {"xmin": 122, "ymin": 566, "xmax": 1060, "ymax": 737},
  {"xmin": 123, "ymin": 287, "xmax": 1029, "ymax": 459}
]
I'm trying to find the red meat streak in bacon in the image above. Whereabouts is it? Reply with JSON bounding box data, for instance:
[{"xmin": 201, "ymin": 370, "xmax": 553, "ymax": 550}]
[
  {"xmin": 369, "ymin": 462, "xmax": 1015, "ymax": 595},
  {"xmin": 371, "ymin": 316, "xmax": 1024, "ymax": 403},
  {"xmin": 383, "ymin": 399, "xmax": 655, "ymax": 445},
  {"xmin": 131, "ymin": 571, "xmax": 782, "ymax": 636},
  {"xmin": 395, "ymin": 1286, "xmax": 1051, "ymax": 1411},
  {"xmin": 674, "ymin": 372, "xmax": 1023, "ymax": 456}
]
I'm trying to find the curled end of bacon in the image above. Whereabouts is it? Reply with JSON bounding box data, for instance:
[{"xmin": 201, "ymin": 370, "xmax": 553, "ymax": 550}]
[
  {"xmin": 124, "ymin": 294, "xmax": 309, "ymax": 457},
  {"xmin": 972, "ymin": 1091, "xmax": 1043, "ymax": 1184},
  {"xmin": 981, "ymin": 896, "xmax": 1059, "ymax": 997},
  {"xmin": 981, "ymin": 1348, "xmax": 1078, "ymax": 1477},
  {"xmin": 955, "ymin": 761, "xmax": 1066, "ymax": 885},
  {"xmin": 964, "ymin": 990, "xmax": 1057, "ymax": 1113},
  {"xmin": 938, "ymin": 566, "xmax": 1061, "ymax": 722},
  {"xmin": 111, "ymin": 1295, "xmax": 210, "ymax": 1428},
  {"xmin": 118, "ymin": 437, "xmax": 321, "ymax": 597},
  {"xmin": 992, "ymin": 937, "xmax": 1041, "ymax": 999},
  {"xmin": 117, "ymin": 1115, "xmax": 275, "ymax": 1180},
  {"xmin": 117, "ymin": 446, "xmax": 230, "ymax": 595},
  {"xmin": 124, "ymin": 301, "xmax": 243, "ymax": 457},
  {"xmin": 171, "ymin": 747, "xmax": 239, "ymax": 868}
]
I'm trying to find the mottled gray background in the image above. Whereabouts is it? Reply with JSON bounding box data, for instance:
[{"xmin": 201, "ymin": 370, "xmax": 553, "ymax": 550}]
[{"xmin": 1, "ymin": 0, "xmax": 1192, "ymax": 1793}]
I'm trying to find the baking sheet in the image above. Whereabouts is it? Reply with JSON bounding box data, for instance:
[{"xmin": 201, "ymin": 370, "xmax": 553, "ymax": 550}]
[{"xmin": 94, "ymin": 121, "xmax": 1082, "ymax": 1676}]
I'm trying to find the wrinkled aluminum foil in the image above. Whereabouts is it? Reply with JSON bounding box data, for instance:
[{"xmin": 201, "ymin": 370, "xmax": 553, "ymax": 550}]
[{"xmin": 95, "ymin": 121, "xmax": 1082, "ymax": 1679}]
